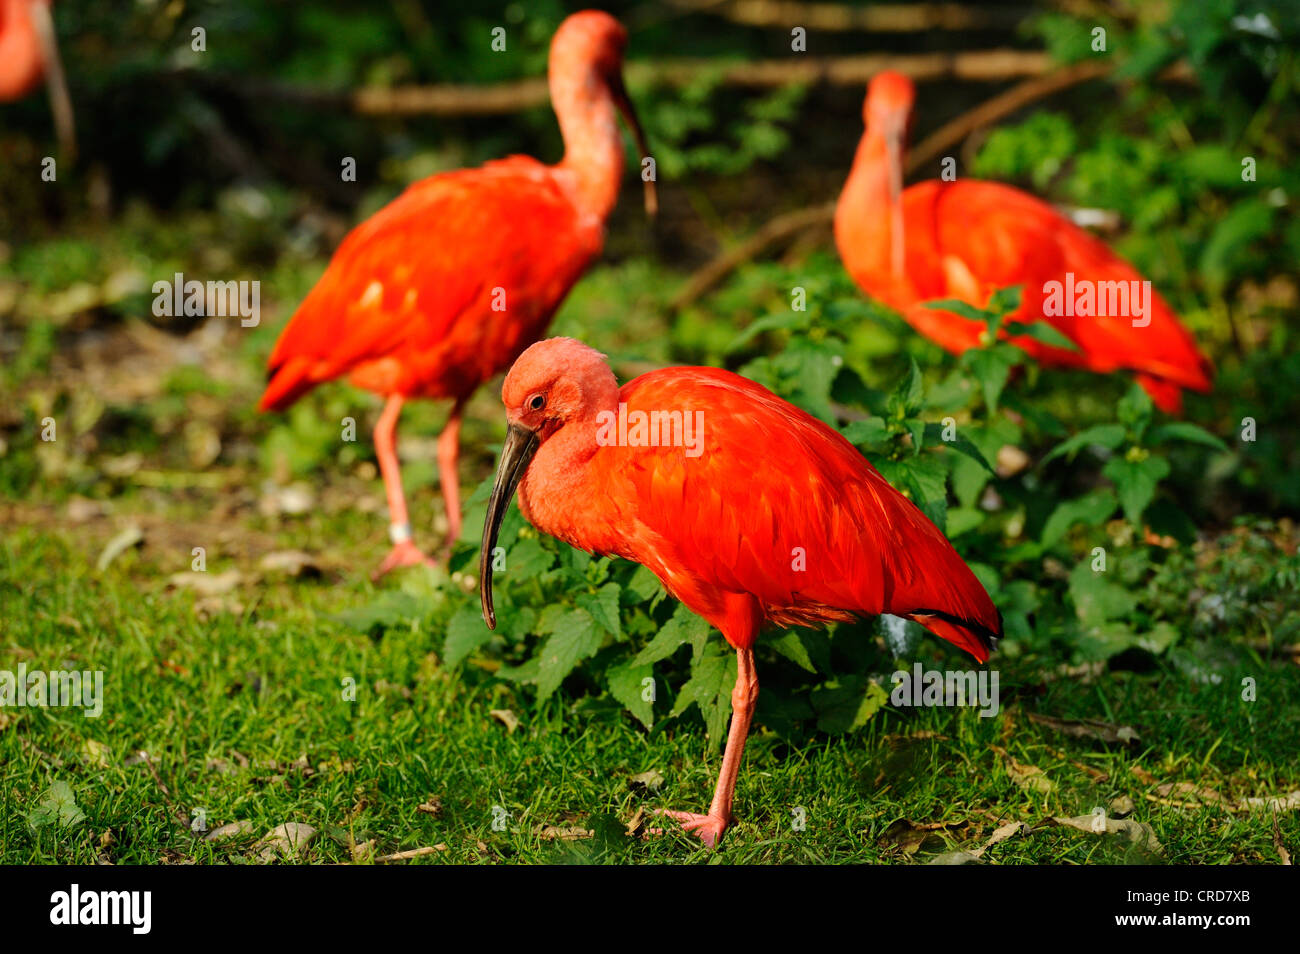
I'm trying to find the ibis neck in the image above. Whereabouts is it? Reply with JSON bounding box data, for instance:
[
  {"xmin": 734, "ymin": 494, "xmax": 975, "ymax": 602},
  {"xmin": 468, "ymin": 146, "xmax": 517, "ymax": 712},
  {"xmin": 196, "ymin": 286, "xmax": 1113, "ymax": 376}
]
[
  {"xmin": 835, "ymin": 130, "xmax": 905, "ymax": 279},
  {"xmin": 552, "ymin": 67, "xmax": 625, "ymax": 222}
]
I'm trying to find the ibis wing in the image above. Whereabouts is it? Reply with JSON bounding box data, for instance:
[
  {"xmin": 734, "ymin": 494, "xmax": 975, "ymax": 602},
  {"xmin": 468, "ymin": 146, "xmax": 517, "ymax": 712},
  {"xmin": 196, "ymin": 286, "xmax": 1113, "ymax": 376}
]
[
  {"xmin": 921, "ymin": 180, "xmax": 1211, "ymax": 393},
  {"xmin": 604, "ymin": 367, "xmax": 999, "ymax": 660},
  {"xmin": 261, "ymin": 158, "xmax": 598, "ymax": 410}
]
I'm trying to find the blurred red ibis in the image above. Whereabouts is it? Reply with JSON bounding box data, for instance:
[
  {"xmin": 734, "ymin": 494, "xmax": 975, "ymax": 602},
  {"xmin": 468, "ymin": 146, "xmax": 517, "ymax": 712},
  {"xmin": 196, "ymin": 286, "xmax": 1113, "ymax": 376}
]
[
  {"xmin": 836, "ymin": 71, "xmax": 1211, "ymax": 413},
  {"xmin": 1, "ymin": 0, "xmax": 75, "ymax": 157},
  {"xmin": 480, "ymin": 337, "xmax": 1000, "ymax": 848},
  {"xmin": 260, "ymin": 11, "xmax": 655, "ymax": 578}
]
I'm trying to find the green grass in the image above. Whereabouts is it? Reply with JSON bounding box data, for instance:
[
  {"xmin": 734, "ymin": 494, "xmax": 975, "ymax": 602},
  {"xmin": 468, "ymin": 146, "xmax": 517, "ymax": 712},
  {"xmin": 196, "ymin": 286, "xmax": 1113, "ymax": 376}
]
[{"xmin": 3, "ymin": 511, "xmax": 1296, "ymax": 865}]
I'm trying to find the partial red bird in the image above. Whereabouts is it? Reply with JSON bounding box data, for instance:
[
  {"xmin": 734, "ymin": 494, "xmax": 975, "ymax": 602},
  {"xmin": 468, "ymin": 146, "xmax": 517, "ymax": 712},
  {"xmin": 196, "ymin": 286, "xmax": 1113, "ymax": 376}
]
[
  {"xmin": 836, "ymin": 71, "xmax": 1211, "ymax": 414},
  {"xmin": 260, "ymin": 11, "xmax": 654, "ymax": 578},
  {"xmin": 480, "ymin": 337, "xmax": 1001, "ymax": 848},
  {"xmin": 1, "ymin": 0, "xmax": 75, "ymax": 157}
]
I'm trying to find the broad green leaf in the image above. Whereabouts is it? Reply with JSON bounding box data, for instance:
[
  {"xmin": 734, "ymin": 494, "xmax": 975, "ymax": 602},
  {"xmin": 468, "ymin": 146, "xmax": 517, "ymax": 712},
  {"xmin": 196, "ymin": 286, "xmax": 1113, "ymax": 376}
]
[
  {"xmin": 1117, "ymin": 384, "xmax": 1154, "ymax": 442},
  {"xmin": 631, "ymin": 602, "xmax": 708, "ymax": 666},
  {"xmin": 1149, "ymin": 422, "xmax": 1228, "ymax": 452},
  {"xmin": 27, "ymin": 781, "xmax": 86, "ymax": 832},
  {"xmin": 536, "ymin": 609, "xmax": 602, "ymax": 700},
  {"xmin": 923, "ymin": 423, "xmax": 994, "ymax": 472},
  {"xmin": 443, "ymin": 605, "xmax": 492, "ymax": 668},
  {"xmin": 769, "ymin": 630, "xmax": 816, "ymax": 673},
  {"xmin": 606, "ymin": 662, "xmax": 654, "ymax": 729},
  {"xmin": 726, "ymin": 309, "xmax": 809, "ymax": 352},
  {"xmin": 1041, "ymin": 489, "xmax": 1119, "ymax": 546},
  {"xmin": 840, "ymin": 416, "xmax": 890, "ymax": 448},
  {"xmin": 923, "ymin": 297, "xmax": 992, "ymax": 323},
  {"xmin": 811, "ymin": 677, "xmax": 888, "ymax": 734},
  {"xmin": 1103, "ymin": 454, "xmax": 1171, "ymax": 525},
  {"xmin": 886, "ymin": 358, "xmax": 925, "ymax": 418},
  {"xmin": 577, "ymin": 583, "xmax": 622, "ymax": 638},
  {"xmin": 504, "ymin": 536, "xmax": 554, "ymax": 580},
  {"xmin": 1004, "ymin": 319, "xmax": 1079, "ymax": 351},
  {"xmin": 962, "ymin": 344, "xmax": 1018, "ymax": 413},
  {"xmin": 1040, "ymin": 424, "xmax": 1127, "ymax": 466},
  {"xmin": 1068, "ymin": 562, "xmax": 1137, "ymax": 627}
]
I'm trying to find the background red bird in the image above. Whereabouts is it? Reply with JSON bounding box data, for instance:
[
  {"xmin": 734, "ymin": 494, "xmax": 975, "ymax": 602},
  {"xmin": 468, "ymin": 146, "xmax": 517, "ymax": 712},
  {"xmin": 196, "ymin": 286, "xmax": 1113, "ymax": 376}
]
[
  {"xmin": 836, "ymin": 70, "xmax": 1213, "ymax": 414},
  {"xmin": 259, "ymin": 10, "xmax": 655, "ymax": 578},
  {"xmin": 1, "ymin": 0, "xmax": 74, "ymax": 156},
  {"xmin": 480, "ymin": 337, "xmax": 1000, "ymax": 847}
]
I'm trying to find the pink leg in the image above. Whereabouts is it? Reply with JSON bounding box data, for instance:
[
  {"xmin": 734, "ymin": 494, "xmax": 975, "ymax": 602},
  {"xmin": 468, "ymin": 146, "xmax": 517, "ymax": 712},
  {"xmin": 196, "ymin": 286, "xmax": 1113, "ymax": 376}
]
[
  {"xmin": 655, "ymin": 646, "xmax": 758, "ymax": 848},
  {"xmin": 436, "ymin": 400, "xmax": 465, "ymax": 561},
  {"xmin": 372, "ymin": 394, "xmax": 434, "ymax": 580}
]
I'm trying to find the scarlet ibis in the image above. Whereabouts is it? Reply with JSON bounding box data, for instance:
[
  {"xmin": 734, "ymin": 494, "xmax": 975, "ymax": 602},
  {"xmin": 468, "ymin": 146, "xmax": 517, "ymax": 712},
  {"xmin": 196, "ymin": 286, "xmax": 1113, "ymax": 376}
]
[
  {"xmin": 480, "ymin": 337, "xmax": 1001, "ymax": 848},
  {"xmin": 835, "ymin": 71, "xmax": 1212, "ymax": 414},
  {"xmin": 1, "ymin": 0, "xmax": 75, "ymax": 157},
  {"xmin": 260, "ymin": 11, "xmax": 655, "ymax": 578}
]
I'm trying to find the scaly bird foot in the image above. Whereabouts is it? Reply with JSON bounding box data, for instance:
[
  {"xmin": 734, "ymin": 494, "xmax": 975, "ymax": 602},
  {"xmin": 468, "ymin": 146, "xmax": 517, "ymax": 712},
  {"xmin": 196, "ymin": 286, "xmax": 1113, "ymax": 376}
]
[
  {"xmin": 372, "ymin": 541, "xmax": 436, "ymax": 581},
  {"xmin": 649, "ymin": 809, "xmax": 730, "ymax": 849}
]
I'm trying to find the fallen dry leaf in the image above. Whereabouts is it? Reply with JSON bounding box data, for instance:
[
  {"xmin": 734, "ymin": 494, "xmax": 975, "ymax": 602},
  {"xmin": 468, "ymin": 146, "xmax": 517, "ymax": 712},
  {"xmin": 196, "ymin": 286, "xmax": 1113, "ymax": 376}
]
[
  {"xmin": 1149, "ymin": 781, "xmax": 1228, "ymax": 808},
  {"xmin": 992, "ymin": 746, "xmax": 1056, "ymax": 795},
  {"xmin": 168, "ymin": 570, "xmax": 243, "ymax": 596},
  {"xmin": 1028, "ymin": 713, "xmax": 1139, "ymax": 744},
  {"xmin": 417, "ymin": 796, "xmax": 443, "ymax": 818},
  {"xmin": 628, "ymin": 769, "xmax": 664, "ymax": 792},
  {"xmin": 878, "ymin": 818, "xmax": 959, "ymax": 856},
  {"xmin": 489, "ymin": 709, "xmax": 520, "ymax": 733},
  {"xmin": 534, "ymin": 824, "xmax": 593, "ymax": 841},
  {"xmin": 1239, "ymin": 790, "xmax": 1300, "ymax": 812},
  {"xmin": 204, "ymin": 820, "xmax": 255, "ymax": 842},
  {"xmin": 254, "ymin": 822, "xmax": 317, "ymax": 861},
  {"xmin": 96, "ymin": 525, "xmax": 143, "ymax": 571},
  {"xmin": 258, "ymin": 550, "xmax": 322, "ymax": 577},
  {"xmin": 1044, "ymin": 814, "xmax": 1163, "ymax": 855}
]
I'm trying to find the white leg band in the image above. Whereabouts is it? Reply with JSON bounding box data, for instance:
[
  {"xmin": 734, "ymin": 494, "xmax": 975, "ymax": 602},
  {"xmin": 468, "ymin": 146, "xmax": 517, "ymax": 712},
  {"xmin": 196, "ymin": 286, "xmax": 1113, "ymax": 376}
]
[{"xmin": 389, "ymin": 522, "xmax": 412, "ymax": 545}]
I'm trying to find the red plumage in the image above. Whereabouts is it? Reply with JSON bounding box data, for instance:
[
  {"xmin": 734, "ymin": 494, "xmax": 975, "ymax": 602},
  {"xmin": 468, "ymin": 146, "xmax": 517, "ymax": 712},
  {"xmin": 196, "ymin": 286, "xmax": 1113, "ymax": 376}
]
[
  {"xmin": 481, "ymin": 337, "xmax": 1000, "ymax": 846},
  {"xmin": 836, "ymin": 71, "xmax": 1212, "ymax": 414},
  {"xmin": 0, "ymin": 0, "xmax": 46, "ymax": 101},
  {"xmin": 523, "ymin": 364, "xmax": 997, "ymax": 661},
  {"xmin": 258, "ymin": 11, "xmax": 653, "ymax": 576},
  {"xmin": 261, "ymin": 159, "xmax": 601, "ymax": 412}
]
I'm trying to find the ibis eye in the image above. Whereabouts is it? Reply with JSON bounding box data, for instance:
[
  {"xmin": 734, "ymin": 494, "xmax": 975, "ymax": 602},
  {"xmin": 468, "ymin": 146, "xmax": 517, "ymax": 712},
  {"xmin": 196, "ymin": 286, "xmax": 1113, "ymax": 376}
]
[{"xmin": 528, "ymin": 394, "xmax": 545, "ymax": 412}]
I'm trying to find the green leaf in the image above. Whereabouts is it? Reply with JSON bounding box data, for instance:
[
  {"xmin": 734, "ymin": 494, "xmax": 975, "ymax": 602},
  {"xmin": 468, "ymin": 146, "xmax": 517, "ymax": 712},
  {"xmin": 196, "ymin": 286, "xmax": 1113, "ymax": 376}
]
[
  {"xmin": 727, "ymin": 309, "xmax": 810, "ymax": 352},
  {"xmin": 606, "ymin": 663, "xmax": 654, "ymax": 729},
  {"xmin": 1041, "ymin": 489, "xmax": 1119, "ymax": 546},
  {"xmin": 769, "ymin": 630, "xmax": 816, "ymax": 673},
  {"xmin": 1103, "ymin": 454, "xmax": 1171, "ymax": 525},
  {"xmin": 811, "ymin": 677, "xmax": 888, "ymax": 733},
  {"xmin": 923, "ymin": 423, "xmax": 994, "ymax": 472},
  {"xmin": 840, "ymin": 416, "xmax": 890, "ymax": 448},
  {"xmin": 670, "ymin": 647, "xmax": 735, "ymax": 744},
  {"xmin": 443, "ymin": 605, "xmax": 492, "ymax": 668},
  {"xmin": 1116, "ymin": 384, "xmax": 1154, "ymax": 442},
  {"xmin": 1068, "ymin": 562, "xmax": 1138, "ymax": 627},
  {"xmin": 27, "ymin": 781, "xmax": 86, "ymax": 832},
  {"xmin": 886, "ymin": 358, "xmax": 925, "ymax": 418},
  {"xmin": 1003, "ymin": 319, "xmax": 1079, "ymax": 351},
  {"xmin": 1149, "ymin": 422, "xmax": 1228, "ymax": 452},
  {"xmin": 577, "ymin": 583, "xmax": 621, "ymax": 638},
  {"xmin": 923, "ymin": 297, "xmax": 992, "ymax": 323},
  {"xmin": 536, "ymin": 609, "xmax": 602, "ymax": 700},
  {"xmin": 504, "ymin": 537, "xmax": 554, "ymax": 580},
  {"xmin": 631, "ymin": 602, "xmax": 708, "ymax": 666},
  {"xmin": 1041, "ymin": 424, "xmax": 1128, "ymax": 466},
  {"xmin": 962, "ymin": 344, "xmax": 1018, "ymax": 413}
]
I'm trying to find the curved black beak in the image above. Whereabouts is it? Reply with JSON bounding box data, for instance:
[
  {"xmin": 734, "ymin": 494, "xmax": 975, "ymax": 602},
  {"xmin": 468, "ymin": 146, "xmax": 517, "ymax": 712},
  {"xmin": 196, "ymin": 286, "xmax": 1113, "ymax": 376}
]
[
  {"xmin": 479, "ymin": 423, "xmax": 540, "ymax": 629},
  {"xmin": 611, "ymin": 73, "xmax": 657, "ymax": 219}
]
